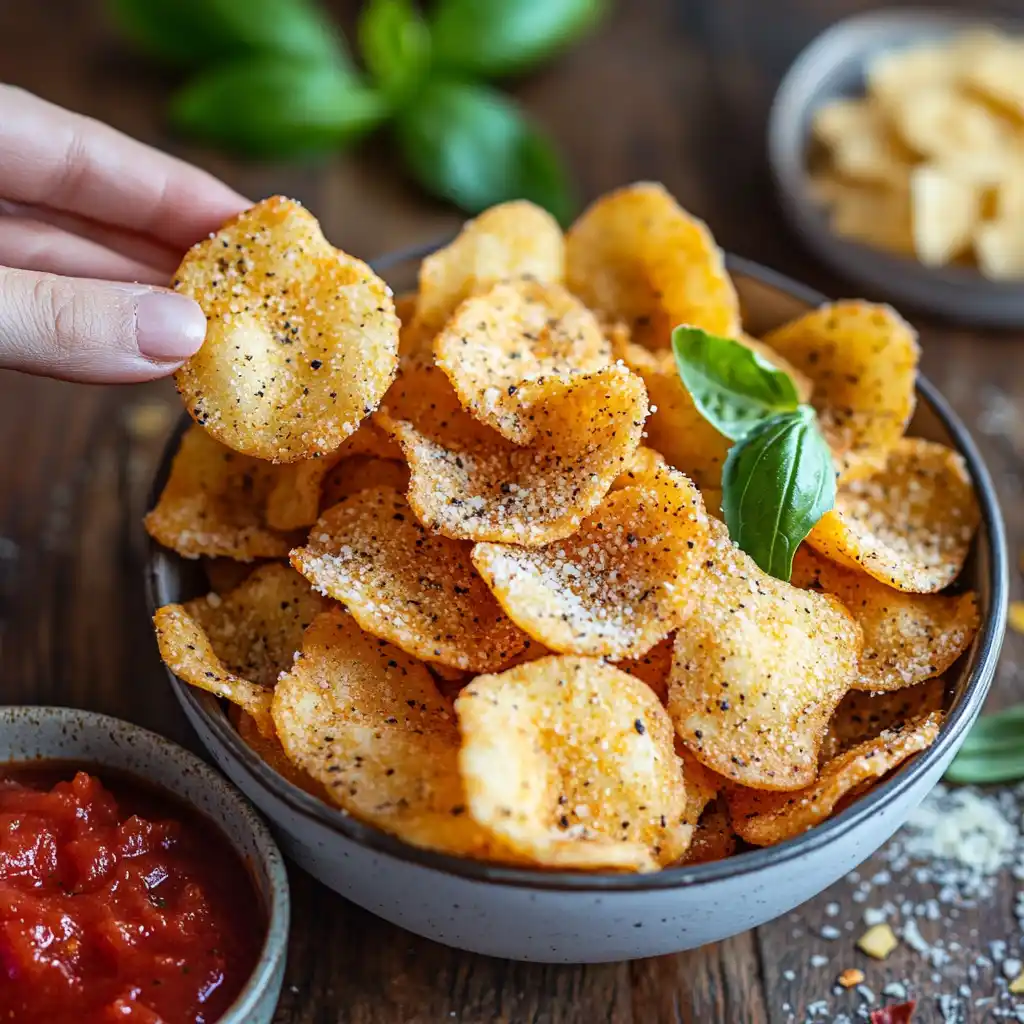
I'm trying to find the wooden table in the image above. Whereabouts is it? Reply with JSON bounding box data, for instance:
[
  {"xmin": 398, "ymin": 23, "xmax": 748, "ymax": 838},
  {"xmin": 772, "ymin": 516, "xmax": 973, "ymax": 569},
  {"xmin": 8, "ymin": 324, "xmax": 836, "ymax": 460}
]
[{"xmin": 1, "ymin": 1, "xmax": 1021, "ymax": 1020}]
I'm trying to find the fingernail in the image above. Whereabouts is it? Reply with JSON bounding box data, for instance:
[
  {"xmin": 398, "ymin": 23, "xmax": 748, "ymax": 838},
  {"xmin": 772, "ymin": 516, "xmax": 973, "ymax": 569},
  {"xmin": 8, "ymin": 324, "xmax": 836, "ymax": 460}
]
[{"xmin": 135, "ymin": 291, "xmax": 207, "ymax": 362}]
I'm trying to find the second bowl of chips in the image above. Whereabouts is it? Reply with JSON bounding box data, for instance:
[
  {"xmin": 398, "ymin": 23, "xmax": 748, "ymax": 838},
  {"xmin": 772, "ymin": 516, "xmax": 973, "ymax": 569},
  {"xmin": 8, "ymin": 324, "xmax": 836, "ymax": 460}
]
[{"xmin": 769, "ymin": 8, "xmax": 1024, "ymax": 326}]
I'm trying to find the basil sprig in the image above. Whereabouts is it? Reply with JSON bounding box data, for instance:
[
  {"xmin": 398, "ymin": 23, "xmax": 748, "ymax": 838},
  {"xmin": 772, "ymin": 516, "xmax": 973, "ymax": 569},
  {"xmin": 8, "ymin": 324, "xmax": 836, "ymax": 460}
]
[
  {"xmin": 672, "ymin": 326, "xmax": 836, "ymax": 582},
  {"xmin": 946, "ymin": 704, "xmax": 1024, "ymax": 784},
  {"xmin": 107, "ymin": 0, "xmax": 605, "ymax": 218}
]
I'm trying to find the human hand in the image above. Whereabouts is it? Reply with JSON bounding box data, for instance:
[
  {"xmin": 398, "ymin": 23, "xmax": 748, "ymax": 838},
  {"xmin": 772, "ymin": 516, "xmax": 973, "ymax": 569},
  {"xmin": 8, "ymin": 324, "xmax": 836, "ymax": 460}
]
[{"xmin": 0, "ymin": 86, "xmax": 249, "ymax": 383}]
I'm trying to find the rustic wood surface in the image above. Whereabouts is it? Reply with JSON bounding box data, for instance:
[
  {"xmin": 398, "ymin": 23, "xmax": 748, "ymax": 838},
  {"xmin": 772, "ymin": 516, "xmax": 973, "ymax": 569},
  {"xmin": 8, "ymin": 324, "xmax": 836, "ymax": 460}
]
[{"xmin": 1, "ymin": 1, "xmax": 1022, "ymax": 1021}]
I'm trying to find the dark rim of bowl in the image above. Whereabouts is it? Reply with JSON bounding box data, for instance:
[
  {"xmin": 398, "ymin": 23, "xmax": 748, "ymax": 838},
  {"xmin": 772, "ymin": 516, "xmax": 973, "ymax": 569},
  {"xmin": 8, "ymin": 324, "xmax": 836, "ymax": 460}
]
[{"xmin": 146, "ymin": 250, "xmax": 1008, "ymax": 893}]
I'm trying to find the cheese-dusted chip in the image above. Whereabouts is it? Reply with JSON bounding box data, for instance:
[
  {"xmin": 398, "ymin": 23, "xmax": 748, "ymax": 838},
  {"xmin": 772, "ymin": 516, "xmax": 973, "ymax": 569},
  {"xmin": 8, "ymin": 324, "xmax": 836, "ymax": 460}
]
[
  {"xmin": 566, "ymin": 182, "xmax": 740, "ymax": 348},
  {"xmin": 890, "ymin": 87, "xmax": 1014, "ymax": 164},
  {"xmin": 234, "ymin": 710, "xmax": 329, "ymax": 799},
  {"xmin": 202, "ymin": 557, "xmax": 257, "ymax": 595},
  {"xmin": 273, "ymin": 609, "xmax": 493, "ymax": 856},
  {"xmin": 821, "ymin": 679, "xmax": 947, "ymax": 762},
  {"xmin": 291, "ymin": 486, "xmax": 529, "ymax": 671},
  {"xmin": 668, "ymin": 524, "xmax": 862, "ymax": 790},
  {"xmin": 319, "ymin": 455, "xmax": 409, "ymax": 510},
  {"xmin": 611, "ymin": 445, "xmax": 667, "ymax": 490},
  {"xmin": 615, "ymin": 633, "xmax": 674, "ymax": 702},
  {"xmin": 728, "ymin": 712, "xmax": 942, "ymax": 846},
  {"xmin": 412, "ymin": 201, "xmax": 564, "ymax": 343},
  {"xmin": 680, "ymin": 748, "xmax": 723, "ymax": 825},
  {"xmin": 154, "ymin": 563, "xmax": 328, "ymax": 735},
  {"xmin": 962, "ymin": 33, "xmax": 1024, "ymax": 118},
  {"xmin": 763, "ymin": 301, "xmax": 919, "ymax": 480},
  {"xmin": 145, "ymin": 425, "xmax": 297, "ymax": 560},
  {"xmin": 472, "ymin": 468, "xmax": 707, "ymax": 658},
  {"xmin": 377, "ymin": 360, "xmax": 647, "ymax": 545},
  {"xmin": 975, "ymin": 218, "xmax": 1024, "ymax": 280},
  {"xmin": 680, "ymin": 800, "xmax": 737, "ymax": 865},
  {"xmin": 808, "ymin": 438, "xmax": 980, "ymax": 593},
  {"xmin": 456, "ymin": 656, "xmax": 690, "ymax": 870},
  {"xmin": 434, "ymin": 279, "xmax": 611, "ymax": 442},
  {"xmin": 174, "ymin": 196, "xmax": 400, "ymax": 463},
  {"xmin": 792, "ymin": 547, "xmax": 978, "ymax": 691},
  {"xmin": 826, "ymin": 180, "xmax": 916, "ymax": 257},
  {"xmin": 910, "ymin": 164, "xmax": 981, "ymax": 267}
]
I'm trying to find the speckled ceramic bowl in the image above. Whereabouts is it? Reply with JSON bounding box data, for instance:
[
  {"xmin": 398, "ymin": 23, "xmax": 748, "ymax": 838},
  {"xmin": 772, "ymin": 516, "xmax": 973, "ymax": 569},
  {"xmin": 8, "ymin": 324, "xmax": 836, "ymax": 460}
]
[
  {"xmin": 147, "ymin": 249, "xmax": 1007, "ymax": 964},
  {"xmin": 0, "ymin": 706, "xmax": 289, "ymax": 1022},
  {"xmin": 769, "ymin": 8, "xmax": 1024, "ymax": 326}
]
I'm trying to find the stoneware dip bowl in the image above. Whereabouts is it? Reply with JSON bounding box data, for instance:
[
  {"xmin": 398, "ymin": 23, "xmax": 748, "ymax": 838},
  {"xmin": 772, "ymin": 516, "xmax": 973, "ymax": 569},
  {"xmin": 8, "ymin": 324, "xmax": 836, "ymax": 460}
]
[
  {"xmin": 0, "ymin": 705, "xmax": 290, "ymax": 1021},
  {"xmin": 147, "ymin": 249, "xmax": 1007, "ymax": 964}
]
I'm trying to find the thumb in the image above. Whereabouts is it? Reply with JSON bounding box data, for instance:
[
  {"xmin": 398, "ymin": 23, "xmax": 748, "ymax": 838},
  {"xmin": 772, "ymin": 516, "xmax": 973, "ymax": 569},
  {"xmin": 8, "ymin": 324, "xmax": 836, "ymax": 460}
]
[{"xmin": 0, "ymin": 266, "xmax": 207, "ymax": 383}]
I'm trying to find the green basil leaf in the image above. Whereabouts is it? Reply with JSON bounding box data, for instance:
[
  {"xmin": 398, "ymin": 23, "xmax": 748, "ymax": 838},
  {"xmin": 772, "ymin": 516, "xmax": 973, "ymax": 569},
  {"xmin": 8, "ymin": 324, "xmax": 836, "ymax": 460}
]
[
  {"xmin": 946, "ymin": 703, "xmax": 1024, "ymax": 783},
  {"xmin": 107, "ymin": 0, "xmax": 348, "ymax": 68},
  {"xmin": 430, "ymin": 0, "xmax": 608, "ymax": 77},
  {"xmin": 672, "ymin": 326, "xmax": 800, "ymax": 442},
  {"xmin": 171, "ymin": 59, "xmax": 388, "ymax": 159},
  {"xmin": 395, "ymin": 79, "xmax": 574, "ymax": 221},
  {"xmin": 721, "ymin": 407, "xmax": 836, "ymax": 581},
  {"xmin": 357, "ymin": 0, "xmax": 431, "ymax": 103}
]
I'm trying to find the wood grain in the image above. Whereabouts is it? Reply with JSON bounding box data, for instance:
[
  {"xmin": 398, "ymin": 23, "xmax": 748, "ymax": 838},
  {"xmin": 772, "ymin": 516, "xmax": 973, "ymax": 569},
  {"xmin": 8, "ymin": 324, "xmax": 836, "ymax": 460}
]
[{"xmin": 0, "ymin": 0, "xmax": 1020, "ymax": 1021}]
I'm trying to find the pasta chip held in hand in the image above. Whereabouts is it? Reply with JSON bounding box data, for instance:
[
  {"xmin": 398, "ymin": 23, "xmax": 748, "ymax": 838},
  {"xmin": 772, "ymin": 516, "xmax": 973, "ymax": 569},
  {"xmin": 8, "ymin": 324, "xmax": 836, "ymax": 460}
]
[
  {"xmin": 792, "ymin": 547, "xmax": 978, "ymax": 692},
  {"xmin": 272, "ymin": 609, "xmax": 492, "ymax": 857},
  {"xmin": 763, "ymin": 302, "xmax": 919, "ymax": 480},
  {"xmin": 377, "ymin": 360, "xmax": 648, "ymax": 545},
  {"xmin": 434, "ymin": 279, "xmax": 612, "ymax": 442},
  {"xmin": 728, "ymin": 712, "xmax": 942, "ymax": 846},
  {"xmin": 455, "ymin": 657, "xmax": 690, "ymax": 871},
  {"xmin": 472, "ymin": 468, "xmax": 707, "ymax": 658},
  {"xmin": 668, "ymin": 525, "xmax": 863, "ymax": 790},
  {"xmin": 290, "ymin": 486, "xmax": 529, "ymax": 671},
  {"xmin": 145, "ymin": 425, "xmax": 297, "ymax": 560},
  {"xmin": 412, "ymin": 200, "xmax": 564, "ymax": 343},
  {"xmin": 174, "ymin": 196, "xmax": 400, "ymax": 463},
  {"xmin": 566, "ymin": 182, "xmax": 740, "ymax": 347},
  {"xmin": 807, "ymin": 438, "xmax": 980, "ymax": 593},
  {"xmin": 154, "ymin": 563, "xmax": 329, "ymax": 735}
]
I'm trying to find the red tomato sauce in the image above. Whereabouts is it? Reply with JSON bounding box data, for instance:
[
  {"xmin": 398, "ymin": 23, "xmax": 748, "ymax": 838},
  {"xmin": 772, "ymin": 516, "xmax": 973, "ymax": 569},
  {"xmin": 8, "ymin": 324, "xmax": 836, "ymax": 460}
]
[{"xmin": 0, "ymin": 766, "xmax": 264, "ymax": 1023}]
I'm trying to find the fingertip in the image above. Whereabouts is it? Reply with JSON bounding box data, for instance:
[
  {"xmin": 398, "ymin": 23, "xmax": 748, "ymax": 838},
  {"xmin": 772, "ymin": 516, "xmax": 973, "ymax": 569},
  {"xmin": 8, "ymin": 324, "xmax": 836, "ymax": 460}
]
[{"xmin": 135, "ymin": 291, "xmax": 207, "ymax": 362}]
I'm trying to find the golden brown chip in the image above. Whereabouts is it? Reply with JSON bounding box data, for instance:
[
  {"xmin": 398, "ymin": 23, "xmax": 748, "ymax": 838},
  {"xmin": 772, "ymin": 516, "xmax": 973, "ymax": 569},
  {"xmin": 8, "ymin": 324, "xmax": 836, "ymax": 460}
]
[
  {"xmin": 272, "ymin": 609, "xmax": 493, "ymax": 857},
  {"xmin": 433, "ymin": 279, "xmax": 612, "ymax": 442},
  {"xmin": 910, "ymin": 164, "xmax": 981, "ymax": 267},
  {"xmin": 234, "ymin": 710, "xmax": 329, "ymax": 799},
  {"xmin": 290, "ymin": 486, "xmax": 529, "ymax": 671},
  {"xmin": 319, "ymin": 455, "xmax": 410, "ymax": 510},
  {"xmin": 412, "ymin": 201, "xmax": 564, "ymax": 343},
  {"xmin": 615, "ymin": 633, "xmax": 674, "ymax": 702},
  {"xmin": 727, "ymin": 712, "xmax": 942, "ymax": 846},
  {"xmin": 763, "ymin": 301, "xmax": 919, "ymax": 480},
  {"xmin": 566, "ymin": 182, "xmax": 740, "ymax": 348},
  {"xmin": 174, "ymin": 196, "xmax": 400, "ymax": 463},
  {"xmin": 202, "ymin": 557, "xmax": 258, "ymax": 595},
  {"xmin": 680, "ymin": 748, "xmax": 723, "ymax": 825},
  {"xmin": 975, "ymin": 218, "xmax": 1024, "ymax": 280},
  {"xmin": 792, "ymin": 547, "xmax": 978, "ymax": 691},
  {"xmin": 145, "ymin": 425, "xmax": 296, "ymax": 561},
  {"xmin": 680, "ymin": 800, "xmax": 737, "ymax": 865},
  {"xmin": 456, "ymin": 656, "xmax": 690, "ymax": 871},
  {"xmin": 668, "ymin": 523, "xmax": 863, "ymax": 791},
  {"xmin": 472, "ymin": 468, "xmax": 707, "ymax": 658},
  {"xmin": 807, "ymin": 438, "xmax": 980, "ymax": 593},
  {"xmin": 820, "ymin": 679, "xmax": 948, "ymax": 762},
  {"xmin": 377, "ymin": 360, "xmax": 648, "ymax": 545},
  {"xmin": 610, "ymin": 445, "xmax": 667, "ymax": 490}
]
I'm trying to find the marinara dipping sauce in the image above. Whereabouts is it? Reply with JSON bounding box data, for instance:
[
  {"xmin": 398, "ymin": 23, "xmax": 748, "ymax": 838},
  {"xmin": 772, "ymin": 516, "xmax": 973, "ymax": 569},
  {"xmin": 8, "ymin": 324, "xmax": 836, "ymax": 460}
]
[{"xmin": 0, "ymin": 765, "xmax": 264, "ymax": 1023}]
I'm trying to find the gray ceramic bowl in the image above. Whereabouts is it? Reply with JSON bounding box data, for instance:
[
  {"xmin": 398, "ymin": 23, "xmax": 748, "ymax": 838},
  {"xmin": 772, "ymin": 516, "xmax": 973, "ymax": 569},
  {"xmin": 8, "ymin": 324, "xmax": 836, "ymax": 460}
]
[
  {"xmin": 769, "ymin": 8, "xmax": 1024, "ymax": 326},
  {"xmin": 146, "ymin": 249, "xmax": 1007, "ymax": 963},
  {"xmin": 0, "ymin": 706, "xmax": 289, "ymax": 1022}
]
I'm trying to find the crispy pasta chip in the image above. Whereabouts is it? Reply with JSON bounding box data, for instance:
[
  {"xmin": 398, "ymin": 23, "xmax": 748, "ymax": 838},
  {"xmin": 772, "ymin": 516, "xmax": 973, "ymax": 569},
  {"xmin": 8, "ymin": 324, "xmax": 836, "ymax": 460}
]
[
  {"xmin": 763, "ymin": 302, "xmax": 920, "ymax": 479},
  {"xmin": 728, "ymin": 712, "xmax": 942, "ymax": 846},
  {"xmin": 821, "ymin": 679, "xmax": 947, "ymax": 762},
  {"xmin": 792, "ymin": 547, "xmax": 979, "ymax": 691},
  {"xmin": 154, "ymin": 563, "xmax": 329, "ymax": 735},
  {"xmin": 202, "ymin": 557, "xmax": 257, "ymax": 595},
  {"xmin": 145, "ymin": 425, "xmax": 296, "ymax": 561},
  {"xmin": 472, "ymin": 468, "xmax": 708, "ymax": 658},
  {"xmin": 680, "ymin": 801, "xmax": 737, "ymax": 865},
  {"xmin": 434, "ymin": 279, "xmax": 611, "ymax": 442},
  {"xmin": 668, "ymin": 524, "xmax": 863, "ymax": 790},
  {"xmin": 234, "ymin": 710, "xmax": 329, "ymax": 799},
  {"xmin": 566, "ymin": 182, "xmax": 740, "ymax": 348},
  {"xmin": 680, "ymin": 748, "xmax": 723, "ymax": 825},
  {"xmin": 272, "ymin": 609, "xmax": 493, "ymax": 856},
  {"xmin": 412, "ymin": 201, "xmax": 564, "ymax": 342},
  {"xmin": 456, "ymin": 657, "xmax": 690, "ymax": 870},
  {"xmin": 319, "ymin": 455, "xmax": 409, "ymax": 510},
  {"xmin": 807, "ymin": 438, "xmax": 980, "ymax": 593},
  {"xmin": 611, "ymin": 445, "xmax": 667, "ymax": 490},
  {"xmin": 174, "ymin": 196, "xmax": 400, "ymax": 463},
  {"xmin": 615, "ymin": 633, "xmax": 674, "ymax": 702},
  {"xmin": 291, "ymin": 486, "xmax": 529, "ymax": 671},
  {"xmin": 377, "ymin": 360, "xmax": 648, "ymax": 545}
]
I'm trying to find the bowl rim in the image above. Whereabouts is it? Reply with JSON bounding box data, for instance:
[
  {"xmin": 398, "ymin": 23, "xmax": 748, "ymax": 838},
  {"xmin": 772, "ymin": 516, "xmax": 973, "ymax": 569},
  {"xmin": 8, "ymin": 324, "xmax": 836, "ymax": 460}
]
[
  {"xmin": 767, "ymin": 5, "xmax": 1024, "ymax": 295},
  {"xmin": 0, "ymin": 704, "xmax": 290, "ymax": 1019},
  {"xmin": 146, "ymin": 250, "xmax": 1008, "ymax": 893}
]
